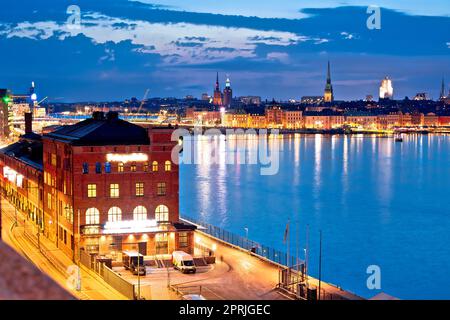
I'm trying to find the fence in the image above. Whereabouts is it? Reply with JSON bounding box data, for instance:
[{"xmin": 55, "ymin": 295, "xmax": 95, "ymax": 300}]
[
  {"xmin": 80, "ymin": 250, "xmax": 136, "ymax": 300},
  {"xmin": 181, "ymin": 215, "xmax": 303, "ymax": 269},
  {"xmin": 101, "ymin": 264, "xmax": 136, "ymax": 300}
]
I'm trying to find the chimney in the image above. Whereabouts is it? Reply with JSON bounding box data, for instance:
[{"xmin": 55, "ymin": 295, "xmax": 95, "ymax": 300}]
[
  {"xmin": 106, "ymin": 111, "xmax": 119, "ymax": 121},
  {"xmin": 92, "ymin": 111, "xmax": 105, "ymax": 120},
  {"xmin": 24, "ymin": 112, "xmax": 32, "ymax": 134}
]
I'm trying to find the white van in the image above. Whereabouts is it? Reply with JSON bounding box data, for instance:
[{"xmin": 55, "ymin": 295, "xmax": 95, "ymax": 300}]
[{"xmin": 172, "ymin": 251, "xmax": 196, "ymax": 274}]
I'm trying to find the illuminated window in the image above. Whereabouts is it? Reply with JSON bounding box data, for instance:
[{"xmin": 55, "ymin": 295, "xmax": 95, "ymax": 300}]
[
  {"xmin": 118, "ymin": 162, "xmax": 124, "ymax": 173},
  {"xmin": 135, "ymin": 182, "xmax": 144, "ymax": 197},
  {"xmin": 152, "ymin": 161, "xmax": 158, "ymax": 172},
  {"xmin": 51, "ymin": 154, "xmax": 57, "ymax": 166},
  {"xmin": 155, "ymin": 205, "xmax": 169, "ymax": 222},
  {"xmin": 110, "ymin": 183, "xmax": 119, "ymax": 198},
  {"xmin": 105, "ymin": 162, "xmax": 111, "ymax": 173},
  {"xmin": 143, "ymin": 162, "xmax": 149, "ymax": 172},
  {"xmin": 87, "ymin": 184, "xmax": 96, "ymax": 198},
  {"xmin": 164, "ymin": 161, "xmax": 171, "ymax": 171},
  {"xmin": 156, "ymin": 233, "xmax": 168, "ymax": 242},
  {"xmin": 82, "ymin": 163, "xmax": 89, "ymax": 174},
  {"xmin": 108, "ymin": 207, "xmax": 122, "ymax": 222},
  {"xmin": 47, "ymin": 193, "xmax": 52, "ymax": 210},
  {"xmin": 133, "ymin": 205, "xmax": 147, "ymax": 220},
  {"xmin": 157, "ymin": 182, "xmax": 166, "ymax": 196},
  {"xmin": 86, "ymin": 207, "xmax": 100, "ymax": 225},
  {"xmin": 179, "ymin": 232, "xmax": 188, "ymax": 248},
  {"xmin": 130, "ymin": 162, "xmax": 137, "ymax": 172}
]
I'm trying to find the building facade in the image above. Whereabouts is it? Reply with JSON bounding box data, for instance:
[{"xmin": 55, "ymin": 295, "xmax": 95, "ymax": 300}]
[
  {"xmin": 223, "ymin": 77, "xmax": 233, "ymax": 108},
  {"xmin": 213, "ymin": 72, "xmax": 223, "ymax": 106},
  {"xmin": 0, "ymin": 112, "xmax": 195, "ymax": 261}
]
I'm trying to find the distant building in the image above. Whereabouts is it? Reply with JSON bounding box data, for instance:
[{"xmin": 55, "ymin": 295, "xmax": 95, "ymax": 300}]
[
  {"xmin": 223, "ymin": 76, "xmax": 233, "ymax": 108},
  {"xmin": 323, "ymin": 61, "xmax": 334, "ymax": 103},
  {"xmin": 413, "ymin": 93, "xmax": 429, "ymax": 101},
  {"xmin": 239, "ymin": 96, "xmax": 261, "ymax": 105},
  {"xmin": 344, "ymin": 111, "xmax": 378, "ymax": 129},
  {"xmin": 304, "ymin": 110, "xmax": 344, "ymax": 130},
  {"xmin": 301, "ymin": 96, "xmax": 323, "ymax": 104},
  {"xmin": 0, "ymin": 89, "xmax": 13, "ymax": 138},
  {"xmin": 379, "ymin": 76, "xmax": 394, "ymax": 100},
  {"xmin": 365, "ymin": 95, "xmax": 374, "ymax": 102},
  {"xmin": 265, "ymin": 106, "xmax": 283, "ymax": 128},
  {"xmin": 213, "ymin": 72, "xmax": 223, "ymax": 106},
  {"xmin": 282, "ymin": 110, "xmax": 303, "ymax": 129},
  {"xmin": 440, "ymin": 78, "xmax": 447, "ymax": 101},
  {"xmin": 201, "ymin": 93, "xmax": 211, "ymax": 101}
]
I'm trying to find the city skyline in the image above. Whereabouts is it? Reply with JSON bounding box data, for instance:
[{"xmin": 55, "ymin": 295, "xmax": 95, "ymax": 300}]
[{"xmin": 0, "ymin": 0, "xmax": 449, "ymax": 102}]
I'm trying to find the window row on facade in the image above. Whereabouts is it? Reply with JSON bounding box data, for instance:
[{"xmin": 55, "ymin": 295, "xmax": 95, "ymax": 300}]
[
  {"xmin": 85, "ymin": 204, "xmax": 169, "ymax": 225},
  {"xmin": 86, "ymin": 182, "xmax": 167, "ymax": 198},
  {"xmin": 82, "ymin": 160, "xmax": 172, "ymax": 174}
]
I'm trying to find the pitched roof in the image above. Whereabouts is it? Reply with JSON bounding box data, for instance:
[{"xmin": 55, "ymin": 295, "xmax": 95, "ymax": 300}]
[
  {"xmin": 0, "ymin": 138, "xmax": 43, "ymax": 170},
  {"xmin": 43, "ymin": 112, "xmax": 150, "ymax": 146}
]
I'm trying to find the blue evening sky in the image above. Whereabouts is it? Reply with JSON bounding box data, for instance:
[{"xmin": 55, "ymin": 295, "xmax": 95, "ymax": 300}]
[{"xmin": 0, "ymin": 0, "xmax": 449, "ymax": 101}]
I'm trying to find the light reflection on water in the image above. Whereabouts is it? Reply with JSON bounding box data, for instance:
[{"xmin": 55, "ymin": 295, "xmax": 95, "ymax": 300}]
[{"xmin": 180, "ymin": 134, "xmax": 450, "ymax": 299}]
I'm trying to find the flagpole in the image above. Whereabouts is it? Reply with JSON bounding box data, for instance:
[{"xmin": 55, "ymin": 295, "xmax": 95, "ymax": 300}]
[
  {"xmin": 305, "ymin": 224, "xmax": 309, "ymax": 288},
  {"xmin": 296, "ymin": 220, "xmax": 299, "ymax": 274},
  {"xmin": 287, "ymin": 218, "xmax": 290, "ymax": 289},
  {"xmin": 318, "ymin": 230, "xmax": 323, "ymax": 300}
]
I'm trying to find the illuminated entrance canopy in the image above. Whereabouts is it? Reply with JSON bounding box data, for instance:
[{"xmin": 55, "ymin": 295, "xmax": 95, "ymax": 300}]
[
  {"xmin": 103, "ymin": 219, "xmax": 158, "ymax": 234},
  {"xmin": 106, "ymin": 153, "xmax": 148, "ymax": 163}
]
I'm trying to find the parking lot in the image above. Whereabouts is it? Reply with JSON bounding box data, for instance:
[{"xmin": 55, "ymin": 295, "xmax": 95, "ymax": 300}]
[{"xmin": 112, "ymin": 260, "xmax": 226, "ymax": 299}]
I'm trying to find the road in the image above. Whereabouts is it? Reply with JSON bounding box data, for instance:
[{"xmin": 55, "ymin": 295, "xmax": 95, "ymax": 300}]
[
  {"xmin": 0, "ymin": 198, "xmax": 127, "ymax": 300},
  {"xmin": 193, "ymin": 232, "xmax": 363, "ymax": 300}
]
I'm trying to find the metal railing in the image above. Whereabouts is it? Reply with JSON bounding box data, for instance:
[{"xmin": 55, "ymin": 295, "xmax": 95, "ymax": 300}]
[{"xmin": 181, "ymin": 215, "xmax": 303, "ymax": 268}]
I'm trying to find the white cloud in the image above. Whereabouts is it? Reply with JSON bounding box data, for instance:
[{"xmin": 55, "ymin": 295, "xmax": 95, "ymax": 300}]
[
  {"xmin": 266, "ymin": 52, "xmax": 289, "ymax": 63},
  {"xmin": 341, "ymin": 32, "xmax": 356, "ymax": 40},
  {"xmin": 1, "ymin": 12, "xmax": 309, "ymax": 65}
]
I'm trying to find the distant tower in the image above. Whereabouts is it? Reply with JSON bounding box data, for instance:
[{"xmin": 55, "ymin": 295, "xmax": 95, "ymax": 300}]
[
  {"xmin": 440, "ymin": 78, "xmax": 446, "ymax": 100},
  {"xmin": 29, "ymin": 81, "xmax": 37, "ymax": 113},
  {"xmin": 323, "ymin": 61, "xmax": 334, "ymax": 102},
  {"xmin": 213, "ymin": 72, "xmax": 223, "ymax": 106},
  {"xmin": 379, "ymin": 76, "xmax": 394, "ymax": 100},
  {"xmin": 223, "ymin": 76, "xmax": 233, "ymax": 108}
]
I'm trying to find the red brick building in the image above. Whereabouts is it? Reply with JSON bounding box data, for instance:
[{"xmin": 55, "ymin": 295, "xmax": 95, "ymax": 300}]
[{"xmin": 0, "ymin": 112, "xmax": 195, "ymax": 261}]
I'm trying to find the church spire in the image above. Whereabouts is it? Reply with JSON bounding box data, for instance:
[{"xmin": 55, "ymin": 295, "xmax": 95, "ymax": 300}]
[
  {"xmin": 324, "ymin": 61, "xmax": 334, "ymax": 102},
  {"xmin": 327, "ymin": 60, "xmax": 331, "ymax": 84}
]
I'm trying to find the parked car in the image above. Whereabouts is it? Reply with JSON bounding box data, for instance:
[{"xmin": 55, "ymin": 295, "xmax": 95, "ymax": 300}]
[
  {"xmin": 172, "ymin": 251, "xmax": 196, "ymax": 274},
  {"xmin": 122, "ymin": 251, "xmax": 146, "ymax": 276}
]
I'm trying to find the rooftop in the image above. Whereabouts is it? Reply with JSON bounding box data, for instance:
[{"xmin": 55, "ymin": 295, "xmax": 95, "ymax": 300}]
[
  {"xmin": 0, "ymin": 138, "xmax": 43, "ymax": 170},
  {"xmin": 43, "ymin": 111, "xmax": 150, "ymax": 146}
]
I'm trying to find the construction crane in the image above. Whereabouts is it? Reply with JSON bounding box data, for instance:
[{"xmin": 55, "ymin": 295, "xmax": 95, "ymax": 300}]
[
  {"xmin": 137, "ymin": 89, "xmax": 150, "ymax": 115},
  {"xmin": 38, "ymin": 96, "xmax": 48, "ymax": 105}
]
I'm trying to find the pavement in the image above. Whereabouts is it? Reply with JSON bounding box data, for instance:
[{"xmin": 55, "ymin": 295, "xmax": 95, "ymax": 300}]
[
  {"xmin": 0, "ymin": 198, "xmax": 127, "ymax": 300},
  {"xmin": 193, "ymin": 231, "xmax": 363, "ymax": 300}
]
